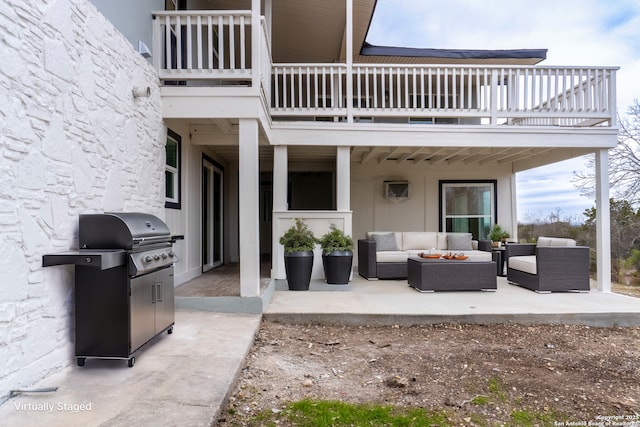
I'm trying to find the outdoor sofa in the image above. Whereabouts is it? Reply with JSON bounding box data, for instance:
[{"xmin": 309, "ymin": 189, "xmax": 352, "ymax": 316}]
[
  {"xmin": 505, "ymin": 236, "xmax": 590, "ymax": 292},
  {"xmin": 358, "ymin": 231, "xmax": 492, "ymax": 280}
]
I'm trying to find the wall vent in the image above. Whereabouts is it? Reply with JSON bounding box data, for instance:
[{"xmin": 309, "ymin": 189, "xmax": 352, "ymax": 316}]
[{"xmin": 384, "ymin": 181, "xmax": 410, "ymax": 203}]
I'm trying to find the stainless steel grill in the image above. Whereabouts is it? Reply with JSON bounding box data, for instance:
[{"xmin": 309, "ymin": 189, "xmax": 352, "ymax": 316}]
[{"xmin": 43, "ymin": 212, "xmax": 177, "ymax": 368}]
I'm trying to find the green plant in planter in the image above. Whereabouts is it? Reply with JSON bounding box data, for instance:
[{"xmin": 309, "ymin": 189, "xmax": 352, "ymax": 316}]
[
  {"xmin": 318, "ymin": 224, "xmax": 354, "ymax": 285},
  {"xmin": 279, "ymin": 218, "xmax": 318, "ymax": 253},
  {"xmin": 279, "ymin": 219, "xmax": 317, "ymax": 291},
  {"xmin": 488, "ymin": 224, "xmax": 510, "ymax": 243},
  {"xmin": 318, "ymin": 224, "xmax": 354, "ymax": 254}
]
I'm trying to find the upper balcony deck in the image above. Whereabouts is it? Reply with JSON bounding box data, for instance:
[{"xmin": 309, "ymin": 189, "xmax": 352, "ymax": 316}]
[{"xmin": 152, "ymin": 11, "xmax": 617, "ymax": 128}]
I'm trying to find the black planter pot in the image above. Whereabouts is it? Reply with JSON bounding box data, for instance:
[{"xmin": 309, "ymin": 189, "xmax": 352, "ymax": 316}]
[
  {"xmin": 322, "ymin": 250, "xmax": 353, "ymax": 284},
  {"xmin": 284, "ymin": 251, "xmax": 314, "ymax": 291}
]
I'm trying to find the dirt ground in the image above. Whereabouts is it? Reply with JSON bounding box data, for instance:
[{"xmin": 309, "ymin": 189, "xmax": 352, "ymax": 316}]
[{"xmin": 218, "ymin": 318, "xmax": 640, "ymax": 426}]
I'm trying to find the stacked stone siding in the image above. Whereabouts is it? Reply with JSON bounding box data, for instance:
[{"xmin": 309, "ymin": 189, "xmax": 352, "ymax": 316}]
[{"xmin": 0, "ymin": 0, "xmax": 163, "ymax": 405}]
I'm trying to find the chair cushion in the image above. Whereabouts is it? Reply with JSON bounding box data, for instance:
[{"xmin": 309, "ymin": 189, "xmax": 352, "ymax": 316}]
[
  {"xmin": 402, "ymin": 232, "xmax": 437, "ymax": 250},
  {"xmin": 371, "ymin": 233, "xmax": 399, "ymax": 251},
  {"xmin": 537, "ymin": 236, "xmax": 576, "ymax": 247},
  {"xmin": 447, "ymin": 233, "xmax": 473, "ymax": 250},
  {"xmin": 509, "ymin": 255, "xmax": 537, "ymax": 274}
]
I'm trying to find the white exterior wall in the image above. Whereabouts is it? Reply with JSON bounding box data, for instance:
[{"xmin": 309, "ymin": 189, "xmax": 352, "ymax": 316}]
[
  {"xmin": 0, "ymin": 0, "xmax": 163, "ymax": 405},
  {"xmin": 351, "ymin": 161, "xmax": 515, "ymax": 243}
]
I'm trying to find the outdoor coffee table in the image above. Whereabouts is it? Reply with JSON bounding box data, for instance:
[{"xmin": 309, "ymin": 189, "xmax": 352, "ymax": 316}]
[{"xmin": 407, "ymin": 257, "xmax": 497, "ymax": 292}]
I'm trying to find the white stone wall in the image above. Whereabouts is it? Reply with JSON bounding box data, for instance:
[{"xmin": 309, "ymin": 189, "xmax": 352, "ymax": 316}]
[{"xmin": 0, "ymin": 0, "xmax": 163, "ymax": 405}]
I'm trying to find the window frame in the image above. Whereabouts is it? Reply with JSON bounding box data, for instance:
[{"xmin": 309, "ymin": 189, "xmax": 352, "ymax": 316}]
[
  {"xmin": 165, "ymin": 129, "xmax": 181, "ymax": 209},
  {"xmin": 439, "ymin": 180, "xmax": 497, "ymax": 240}
]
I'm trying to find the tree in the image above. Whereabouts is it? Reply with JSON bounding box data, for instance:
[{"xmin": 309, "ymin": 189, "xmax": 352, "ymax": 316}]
[
  {"xmin": 574, "ymin": 99, "xmax": 640, "ymax": 203},
  {"xmin": 519, "ymin": 208, "xmax": 583, "ymax": 243},
  {"xmin": 582, "ymin": 199, "xmax": 640, "ymax": 280}
]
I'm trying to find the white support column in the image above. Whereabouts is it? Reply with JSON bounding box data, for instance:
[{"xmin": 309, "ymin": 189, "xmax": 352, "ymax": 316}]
[
  {"xmin": 608, "ymin": 69, "xmax": 617, "ymax": 127},
  {"xmin": 273, "ymin": 146, "xmax": 288, "ymax": 211},
  {"xmin": 239, "ymin": 119, "xmax": 260, "ymax": 297},
  {"xmin": 272, "ymin": 146, "xmax": 288, "ymax": 279},
  {"xmin": 490, "ymin": 69, "xmax": 499, "ymax": 125},
  {"xmin": 595, "ymin": 148, "xmax": 611, "ymax": 292},
  {"xmin": 336, "ymin": 146, "xmax": 350, "ymax": 211},
  {"xmin": 345, "ymin": 0, "xmax": 353, "ymax": 123},
  {"xmin": 251, "ymin": 0, "xmax": 261, "ymax": 93},
  {"xmin": 264, "ymin": 0, "xmax": 272, "ymax": 41},
  {"xmin": 509, "ymin": 174, "xmax": 518, "ymax": 242}
]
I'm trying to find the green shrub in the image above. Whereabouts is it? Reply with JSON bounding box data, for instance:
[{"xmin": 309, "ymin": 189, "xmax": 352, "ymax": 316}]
[
  {"xmin": 279, "ymin": 218, "xmax": 317, "ymax": 253},
  {"xmin": 318, "ymin": 224, "xmax": 353, "ymax": 254},
  {"xmin": 488, "ymin": 224, "xmax": 510, "ymax": 242}
]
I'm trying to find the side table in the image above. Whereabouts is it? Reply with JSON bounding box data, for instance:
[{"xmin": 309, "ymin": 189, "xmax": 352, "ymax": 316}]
[{"xmin": 491, "ymin": 247, "xmax": 506, "ymax": 277}]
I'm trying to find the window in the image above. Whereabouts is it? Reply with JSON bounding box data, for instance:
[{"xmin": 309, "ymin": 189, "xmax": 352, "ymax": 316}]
[
  {"xmin": 288, "ymin": 172, "xmax": 335, "ymax": 210},
  {"xmin": 165, "ymin": 129, "xmax": 181, "ymax": 209},
  {"xmin": 440, "ymin": 180, "xmax": 496, "ymax": 240}
]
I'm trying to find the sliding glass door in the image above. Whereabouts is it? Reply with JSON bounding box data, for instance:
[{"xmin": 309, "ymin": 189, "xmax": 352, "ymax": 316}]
[
  {"xmin": 440, "ymin": 180, "xmax": 496, "ymax": 240},
  {"xmin": 202, "ymin": 157, "xmax": 223, "ymax": 272}
]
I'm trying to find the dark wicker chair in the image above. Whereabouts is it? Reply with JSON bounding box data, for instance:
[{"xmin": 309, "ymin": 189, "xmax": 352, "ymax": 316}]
[{"xmin": 505, "ymin": 243, "xmax": 590, "ymax": 292}]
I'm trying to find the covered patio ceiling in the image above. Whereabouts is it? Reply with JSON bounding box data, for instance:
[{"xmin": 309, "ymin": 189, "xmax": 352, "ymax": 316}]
[
  {"xmin": 188, "ymin": 119, "xmax": 601, "ymax": 172},
  {"xmin": 197, "ymin": 139, "xmax": 593, "ymax": 173}
]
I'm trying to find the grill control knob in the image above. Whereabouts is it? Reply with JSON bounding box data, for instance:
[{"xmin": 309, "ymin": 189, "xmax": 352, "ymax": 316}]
[
  {"xmin": 143, "ymin": 255, "xmax": 152, "ymax": 263},
  {"xmin": 161, "ymin": 253, "xmax": 168, "ymax": 259},
  {"xmin": 168, "ymin": 251, "xmax": 175, "ymax": 258},
  {"xmin": 153, "ymin": 254, "xmax": 160, "ymax": 261}
]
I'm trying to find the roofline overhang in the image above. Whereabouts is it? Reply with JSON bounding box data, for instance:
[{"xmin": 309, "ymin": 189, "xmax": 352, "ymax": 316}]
[{"xmin": 360, "ymin": 42, "xmax": 548, "ymax": 64}]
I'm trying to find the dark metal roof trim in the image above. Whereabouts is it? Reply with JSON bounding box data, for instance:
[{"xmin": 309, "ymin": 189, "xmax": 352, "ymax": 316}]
[{"xmin": 360, "ymin": 41, "xmax": 547, "ymax": 61}]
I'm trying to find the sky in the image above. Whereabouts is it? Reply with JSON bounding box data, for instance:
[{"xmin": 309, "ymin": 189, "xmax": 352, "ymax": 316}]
[{"xmin": 366, "ymin": 0, "xmax": 640, "ymax": 222}]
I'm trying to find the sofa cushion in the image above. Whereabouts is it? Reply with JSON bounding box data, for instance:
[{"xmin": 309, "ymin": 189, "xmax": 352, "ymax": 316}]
[
  {"xmin": 460, "ymin": 250, "xmax": 492, "ymax": 262},
  {"xmin": 376, "ymin": 251, "xmax": 409, "ymax": 263},
  {"xmin": 436, "ymin": 232, "xmax": 449, "ymax": 250},
  {"xmin": 371, "ymin": 233, "xmax": 399, "ymax": 251},
  {"xmin": 509, "ymin": 255, "xmax": 537, "ymax": 274},
  {"xmin": 402, "ymin": 232, "xmax": 438, "ymax": 250},
  {"xmin": 447, "ymin": 233, "xmax": 473, "ymax": 251},
  {"xmin": 537, "ymin": 236, "xmax": 577, "ymax": 247}
]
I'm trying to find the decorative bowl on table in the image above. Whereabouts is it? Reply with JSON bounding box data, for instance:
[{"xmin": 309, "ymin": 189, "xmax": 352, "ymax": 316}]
[
  {"xmin": 419, "ymin": 252, "xmax": 441, "ymax": 259},
  {"xmin": 442, "ymin": 253, "xmax": 468, "ymax": 260}
]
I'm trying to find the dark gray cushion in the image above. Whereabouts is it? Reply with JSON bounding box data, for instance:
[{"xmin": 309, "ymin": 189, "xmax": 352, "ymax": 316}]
[
  {"xmin": 447, "ymin": 233, "xmax": 473, "ymax": 250},
  {"xmin": 372, "ymin": 233, "xmax": 399, "ymax": 251}
]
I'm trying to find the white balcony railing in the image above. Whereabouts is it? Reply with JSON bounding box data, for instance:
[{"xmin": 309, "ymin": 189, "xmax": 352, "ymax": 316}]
[
  {"xmin": 153, "ymin": 11, "xmax": 617, "ymax": 127},
  {"xmin": 272, "ymin": 64, "xmax": 616, "ymax": 126},
  {"xmin": 153, "ymin": 10, "xmax": 255, "ymax": 81}
]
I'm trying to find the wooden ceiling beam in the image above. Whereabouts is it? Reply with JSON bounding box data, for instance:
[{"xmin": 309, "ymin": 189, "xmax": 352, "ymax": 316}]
[
  {"xmin": 360, "ymin": 146, "xmax": 382, "ymax": 164},
  {"xmin": 414, "ymin": 147, "xmax": 447, "ymax": 164},
  {"xmin": 379, "ymin": 147, "xmax": 404, "ymax": 163}
]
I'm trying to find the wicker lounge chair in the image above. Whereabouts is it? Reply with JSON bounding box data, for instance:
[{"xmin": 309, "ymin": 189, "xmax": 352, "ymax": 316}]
[{"xmin": 505, "ymin": 237, "xmax": 590, "ymax": 293}]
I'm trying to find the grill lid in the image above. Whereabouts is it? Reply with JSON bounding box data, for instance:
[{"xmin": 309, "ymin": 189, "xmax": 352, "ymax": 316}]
[{"xmin": 79, "ymin": 212, "xmax": 171, "ymax": 249}]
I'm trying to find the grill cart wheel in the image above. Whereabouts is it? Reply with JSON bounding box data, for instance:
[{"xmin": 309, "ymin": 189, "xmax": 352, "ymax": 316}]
[
  {"xmin": 167, "ymin": 327, "xmax": 173, "ymax": 335},
  {"xmin": 128, "ymin": 357, "xmax": 135, "ymax": 368},
  {"xmin": 77, "ymin": 358, "xmax": 86, "ymax": 367}
]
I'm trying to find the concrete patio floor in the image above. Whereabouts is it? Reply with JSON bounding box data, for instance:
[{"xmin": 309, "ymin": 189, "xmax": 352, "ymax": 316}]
[
  {"xmin": 0, "ymin": 311, "xmax": 261, "ymax": 427},
  {"xmin": 264, "ymin": 275, "xmax": 640, "ymax": 327}
]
